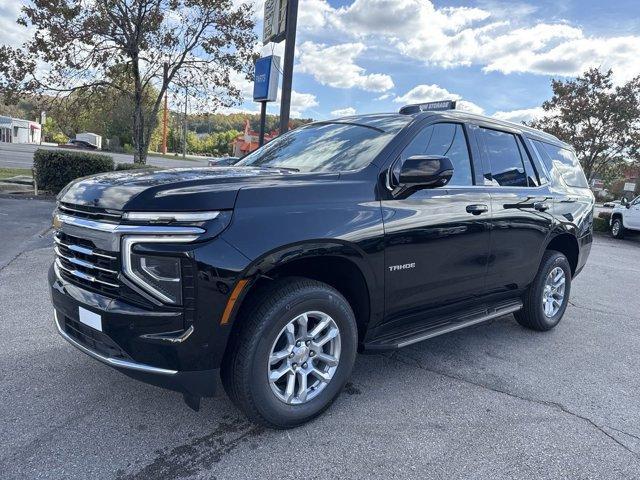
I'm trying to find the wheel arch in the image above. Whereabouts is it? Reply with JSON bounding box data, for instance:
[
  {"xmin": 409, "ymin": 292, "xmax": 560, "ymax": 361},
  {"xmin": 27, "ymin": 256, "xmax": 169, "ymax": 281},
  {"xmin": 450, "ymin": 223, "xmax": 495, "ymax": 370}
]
[
  {"xmin": 611, "ymin": 211, "xmax": 624, "ymax": 225},
  {"xmin": 222, "ymin": 241, "xmax": 377, "ymax": 358},
  {"xmin": 544, "ymin": 233, "xmax": 580, "ymax": 275}
]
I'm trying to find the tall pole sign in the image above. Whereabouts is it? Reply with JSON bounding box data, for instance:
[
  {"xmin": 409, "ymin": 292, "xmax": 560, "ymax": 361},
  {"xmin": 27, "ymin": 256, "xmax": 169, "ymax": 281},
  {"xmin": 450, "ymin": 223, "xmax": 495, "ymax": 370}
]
[
  {"xmin": 278, "ymin": 0, "xmax": 298, "ymax": 135},
  {"xmin": 263, "ymin": 0, "xmax": 287, "ymax": 45},
  {"xmin": 262, "ymin": 0, "xmax": 298, "ymax": 136}
]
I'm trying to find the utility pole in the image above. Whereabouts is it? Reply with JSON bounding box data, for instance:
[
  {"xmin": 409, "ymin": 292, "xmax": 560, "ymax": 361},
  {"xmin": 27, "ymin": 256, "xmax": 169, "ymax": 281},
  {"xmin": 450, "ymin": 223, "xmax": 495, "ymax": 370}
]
[
  {"xmin": 162, "ymin": 93, "xmax": 168, "ymax": 154},
  {"xmin": 183, "ymin": 86, "xmax": 188, "ymax": 158},
  {"xmin": 279, "ymin": 0, "xmax": 299, "ymax": 135}
]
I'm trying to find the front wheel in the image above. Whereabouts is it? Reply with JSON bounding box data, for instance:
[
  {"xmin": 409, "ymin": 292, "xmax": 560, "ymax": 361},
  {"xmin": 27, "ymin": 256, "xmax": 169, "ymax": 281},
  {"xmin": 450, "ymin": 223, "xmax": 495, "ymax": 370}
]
[
  {"xmin": 611, "ymin": 218, "xmax": 625, "ymax": 239},
  {"xmin": 515, "ymin": 251, "xmax": 572, "ymax": 331},
  {"xmin": 221, "ymin": 278, "xmax": 358, "ymax": 428}
]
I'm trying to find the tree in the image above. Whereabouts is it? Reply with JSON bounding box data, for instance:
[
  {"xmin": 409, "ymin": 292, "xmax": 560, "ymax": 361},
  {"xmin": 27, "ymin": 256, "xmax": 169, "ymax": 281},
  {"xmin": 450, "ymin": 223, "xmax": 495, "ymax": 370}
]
[
  {"xmin": 1, "ymin": 0, "xmax": 257, "ymax": 164},
  {"xmin": 530, "ymin": 68, "xmax": 640, "ymax": 181}
]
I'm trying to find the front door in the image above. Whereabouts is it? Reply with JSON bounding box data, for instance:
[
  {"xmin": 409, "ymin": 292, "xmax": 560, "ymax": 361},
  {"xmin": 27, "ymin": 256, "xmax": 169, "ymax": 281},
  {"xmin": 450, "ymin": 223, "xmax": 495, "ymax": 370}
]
[
  {"xmin": 625, "ymin": 196, "xmax": 640, "ymax": 229},
  {"xmin": 381, "ymin": 122, "xmax": 492, "ymax": 327}
]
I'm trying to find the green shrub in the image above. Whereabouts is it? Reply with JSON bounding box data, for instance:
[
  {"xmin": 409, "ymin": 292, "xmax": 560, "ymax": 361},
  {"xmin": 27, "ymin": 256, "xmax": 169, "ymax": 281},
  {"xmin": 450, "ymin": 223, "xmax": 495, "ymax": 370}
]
[
  {"xmin": 593, "ymin": 217, "xmax": 610, "ymax": 232},
  {"xmin": 115, "ymin": 163, "xmax": 155, "ymax": 171},
  {"xmin": 33, "ymin": 149, "xmax": 114, "ymax": 194},
  {"xmin": 597, "ymin": 211, "xmax": 612, "ymax": 222}
]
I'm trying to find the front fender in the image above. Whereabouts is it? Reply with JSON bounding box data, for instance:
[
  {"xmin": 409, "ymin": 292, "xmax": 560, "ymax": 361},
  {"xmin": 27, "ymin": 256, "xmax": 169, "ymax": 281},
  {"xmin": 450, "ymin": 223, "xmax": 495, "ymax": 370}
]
[{"xmin": 224, "ymin": 239, "xmax": 383, "ymax": 330}]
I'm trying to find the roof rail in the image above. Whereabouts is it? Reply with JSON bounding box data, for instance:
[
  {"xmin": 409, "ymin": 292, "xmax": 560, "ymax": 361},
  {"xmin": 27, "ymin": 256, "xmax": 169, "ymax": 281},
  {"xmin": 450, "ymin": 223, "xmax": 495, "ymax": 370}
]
[{"xmin": 399, "ymin": 100, "xmax": 457, "ymax": 115}]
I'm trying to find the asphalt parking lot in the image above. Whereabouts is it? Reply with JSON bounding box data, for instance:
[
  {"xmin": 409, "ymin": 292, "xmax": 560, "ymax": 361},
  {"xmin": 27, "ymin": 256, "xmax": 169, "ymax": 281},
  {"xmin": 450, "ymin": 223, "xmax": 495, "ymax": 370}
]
[{"xmin": 1, "ymin": 197, "xmax": 640, "ymax": 479}]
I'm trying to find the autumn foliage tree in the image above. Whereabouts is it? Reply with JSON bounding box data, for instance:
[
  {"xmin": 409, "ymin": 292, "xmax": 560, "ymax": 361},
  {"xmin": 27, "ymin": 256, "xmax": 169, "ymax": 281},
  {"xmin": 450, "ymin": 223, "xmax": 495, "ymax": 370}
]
[
  {"xmin": 0, "ymin": 0, "xmax": 257, "ymax": 164},
  {"xmin": 530, "ymin": 68, "xmax": 640, "ymax": 182}
]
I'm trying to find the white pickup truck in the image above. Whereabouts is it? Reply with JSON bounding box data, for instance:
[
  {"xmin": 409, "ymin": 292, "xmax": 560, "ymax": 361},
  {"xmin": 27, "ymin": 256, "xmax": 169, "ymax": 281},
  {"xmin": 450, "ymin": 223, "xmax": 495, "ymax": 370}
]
[{"xmin": 611, "ymin": 196, "xmax": 640, "ymax": 238}]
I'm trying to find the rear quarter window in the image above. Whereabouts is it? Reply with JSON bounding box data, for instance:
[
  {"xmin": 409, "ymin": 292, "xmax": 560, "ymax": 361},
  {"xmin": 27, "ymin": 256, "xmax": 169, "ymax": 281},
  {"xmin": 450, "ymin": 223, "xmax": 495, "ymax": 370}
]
[{"xmin": 534, "ymin": 141, "xmax": 589, "ymax": 188}]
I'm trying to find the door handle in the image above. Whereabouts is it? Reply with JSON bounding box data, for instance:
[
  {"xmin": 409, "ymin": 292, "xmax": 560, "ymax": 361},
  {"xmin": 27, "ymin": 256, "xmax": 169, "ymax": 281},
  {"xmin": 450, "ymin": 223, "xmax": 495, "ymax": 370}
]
[
  {"xmin": 534, "ymin": 202, "xmax": 550, "ymax": 212},
  {"xmin": 466, "ymin": 204, "xmax": 489, "ymax": 215}
]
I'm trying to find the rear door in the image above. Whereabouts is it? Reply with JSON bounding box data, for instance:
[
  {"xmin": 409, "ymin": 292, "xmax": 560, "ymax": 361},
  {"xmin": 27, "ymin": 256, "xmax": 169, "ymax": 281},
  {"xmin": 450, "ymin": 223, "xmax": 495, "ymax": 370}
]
[
  {"xmin": 477, "ymin": 127, "xmax": 555, "ymax": 294},
  {"xmin": 381, "ymin": 121, "xmax": 492, "ymax": 327}
]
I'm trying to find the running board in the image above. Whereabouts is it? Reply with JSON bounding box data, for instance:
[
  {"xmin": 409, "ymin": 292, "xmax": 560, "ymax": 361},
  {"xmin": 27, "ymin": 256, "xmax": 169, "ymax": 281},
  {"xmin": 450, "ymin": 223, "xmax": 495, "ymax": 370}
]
[{"xmin": 365, "ymin": 300, "xmax": 523, "ymax": 351}]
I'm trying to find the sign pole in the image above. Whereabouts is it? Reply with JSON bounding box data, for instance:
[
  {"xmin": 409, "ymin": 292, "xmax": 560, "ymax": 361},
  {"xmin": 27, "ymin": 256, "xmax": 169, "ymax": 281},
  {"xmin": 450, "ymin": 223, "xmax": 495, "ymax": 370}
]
[
  {"xmin": 279, "ymin": 0, "xmax": 298, "ymax": 135},
  {"xmin": 259, "ymin": 101, "xmax": 267, "ymax": 147}
]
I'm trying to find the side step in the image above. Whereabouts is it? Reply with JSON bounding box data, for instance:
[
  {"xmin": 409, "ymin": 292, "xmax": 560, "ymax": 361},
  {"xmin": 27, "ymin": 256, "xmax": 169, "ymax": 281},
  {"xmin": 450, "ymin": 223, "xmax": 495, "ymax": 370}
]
[{"xmin": 364, "ymin": 300, "xmax": 522, "ymax": 351}]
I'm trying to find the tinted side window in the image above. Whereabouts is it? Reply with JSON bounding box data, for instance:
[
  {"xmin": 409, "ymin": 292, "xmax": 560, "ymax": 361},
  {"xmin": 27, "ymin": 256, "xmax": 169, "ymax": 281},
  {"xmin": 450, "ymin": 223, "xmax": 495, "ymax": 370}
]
[
  {"xmin": 541, "ymin": 143, "xmax": 589, "ymax": 188},
  {"xmin": 400, "ymin": 123, "xmax": 473, "ymax": 186},
  {"xmin": 516, "ymin": 138, "xmax": 539, "ymax": 186},
  {"xmin": 481, "ymin": 128, "xmax": 528, "ymax": 187}
]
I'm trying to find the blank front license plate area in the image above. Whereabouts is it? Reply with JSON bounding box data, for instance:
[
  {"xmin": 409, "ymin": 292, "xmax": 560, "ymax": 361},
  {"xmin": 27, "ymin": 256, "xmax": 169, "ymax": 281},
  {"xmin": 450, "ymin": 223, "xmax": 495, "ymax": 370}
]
[{"xmin": 79, "ymin": 307, "xmax": 102, "ymax": 332}]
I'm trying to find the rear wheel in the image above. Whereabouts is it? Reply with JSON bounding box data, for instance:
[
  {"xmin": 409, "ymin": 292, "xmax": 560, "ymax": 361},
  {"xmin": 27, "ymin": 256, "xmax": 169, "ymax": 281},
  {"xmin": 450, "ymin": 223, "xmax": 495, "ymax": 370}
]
[
  {"xmin": 611, "ymin": 218, "xmax": 625, "ymax": 239},
  {"xmin": 515, "ymin": 251, "xmax": 571, "ymax": 331},
  {"xmin": 221, "ymin": 278, "xmax": 357, "ymax": 428}
]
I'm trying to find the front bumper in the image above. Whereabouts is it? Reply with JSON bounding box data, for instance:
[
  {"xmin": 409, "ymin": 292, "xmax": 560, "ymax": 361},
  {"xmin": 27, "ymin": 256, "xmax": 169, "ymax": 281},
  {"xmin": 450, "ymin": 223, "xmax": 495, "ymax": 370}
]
[
  {"xmin": 53, "ymin": 309, "xmax": 218, "ymax": 396},
  {"xmin": 50, "ymin": 265, "xmax": 220, "ymax": 397}
]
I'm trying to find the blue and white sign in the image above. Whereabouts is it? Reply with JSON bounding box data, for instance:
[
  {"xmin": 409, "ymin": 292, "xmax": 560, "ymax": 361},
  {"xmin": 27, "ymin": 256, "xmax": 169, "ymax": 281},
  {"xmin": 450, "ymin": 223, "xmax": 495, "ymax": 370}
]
[{"xmin": 253, "ymin": 55, "xmax": 281, "ymax": 102}]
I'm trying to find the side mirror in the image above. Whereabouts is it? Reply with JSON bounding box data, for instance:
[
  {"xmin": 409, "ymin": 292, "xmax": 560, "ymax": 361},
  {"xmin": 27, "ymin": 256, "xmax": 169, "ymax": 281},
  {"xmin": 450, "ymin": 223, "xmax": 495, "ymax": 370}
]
[
  {"xmin": 621, "ymin": 198, "xmax": 629, "ymax": 207},
  {"xmin": 398, "ymin": 155, "xmax": 454, "ymax": 191}
]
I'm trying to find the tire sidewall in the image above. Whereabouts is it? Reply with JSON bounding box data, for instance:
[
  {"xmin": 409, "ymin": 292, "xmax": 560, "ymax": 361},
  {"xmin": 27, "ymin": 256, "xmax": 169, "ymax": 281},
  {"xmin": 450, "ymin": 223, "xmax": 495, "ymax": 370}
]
[
  {"xmin": 531, "ymin": 253, "xmax": 572, "ymax": 329},
  {"xmin": 247, "ymin": 286, "xmax": 357, "ymax": 427},
  {"xmin": 612, "ymin": 219, "xmax": 624, "ymax": 238}
]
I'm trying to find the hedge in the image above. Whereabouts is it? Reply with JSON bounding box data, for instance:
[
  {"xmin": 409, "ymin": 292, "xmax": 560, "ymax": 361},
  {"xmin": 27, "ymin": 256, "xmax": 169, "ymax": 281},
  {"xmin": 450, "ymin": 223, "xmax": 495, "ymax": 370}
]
[
  {"xmin": 593, "ymin": 217, "xmax": 610, "ymax": 232},
  {"xmin": 34, "ymin": 149, "xmax": 115, "ymax": 194}
]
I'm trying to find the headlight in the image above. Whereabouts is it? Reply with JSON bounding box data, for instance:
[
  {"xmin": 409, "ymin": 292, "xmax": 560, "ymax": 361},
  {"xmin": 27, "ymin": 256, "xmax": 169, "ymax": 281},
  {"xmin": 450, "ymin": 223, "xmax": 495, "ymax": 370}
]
[
  {"xmin": 131, "ymin": 254, "xmax": 182, "ymax": 304},
  {"xmin": 122, "ymin": 235, "xmax": 198, "ymax": 304}
]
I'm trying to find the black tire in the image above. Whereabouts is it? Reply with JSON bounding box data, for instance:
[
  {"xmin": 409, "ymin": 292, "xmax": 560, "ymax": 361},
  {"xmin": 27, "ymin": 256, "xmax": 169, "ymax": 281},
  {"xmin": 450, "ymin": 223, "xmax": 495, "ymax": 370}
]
[
  {"xmin": 611, "ymin": 217, "xmax": 625, "ymax": 239},
  {"xmin": 515, "ymin": 250, "xmax": 572, "ymax": 331},
  {"xmin": 221, "ymin": 278, "xmax": 358, "ymax": 429}
]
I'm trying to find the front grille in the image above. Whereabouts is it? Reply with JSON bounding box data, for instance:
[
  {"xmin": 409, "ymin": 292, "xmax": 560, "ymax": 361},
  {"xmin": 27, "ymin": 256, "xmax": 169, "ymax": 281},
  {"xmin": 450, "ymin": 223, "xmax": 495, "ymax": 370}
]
[
  {"xmin": 54, "ymin": 231, "xmax": 121, "ymax": 297},
  {"xmin": 58, "ymin": 202, "xmax": 122, "ymax": 223},
  {"xmin": 62, "ymin": 315, "xmax": 131, "ymax": 360}
]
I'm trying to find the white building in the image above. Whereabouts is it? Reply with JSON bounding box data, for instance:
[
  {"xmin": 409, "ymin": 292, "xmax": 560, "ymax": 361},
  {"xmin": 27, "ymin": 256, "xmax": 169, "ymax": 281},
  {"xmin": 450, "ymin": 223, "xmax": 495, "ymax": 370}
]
[{"xmin": 0, "ymin": 116, "xmax": 41, "ymax": 144}]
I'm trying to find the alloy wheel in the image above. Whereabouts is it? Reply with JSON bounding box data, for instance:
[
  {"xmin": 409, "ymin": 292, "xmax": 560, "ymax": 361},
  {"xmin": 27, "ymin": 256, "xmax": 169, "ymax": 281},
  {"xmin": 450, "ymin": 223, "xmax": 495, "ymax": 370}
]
[
  {"xmin": 542, "ymin": 266, "xmax": 566, "ymax": 317},
  {"xmin": 268, "ymin": 311, "xmax": 341, "ymax": 405}
]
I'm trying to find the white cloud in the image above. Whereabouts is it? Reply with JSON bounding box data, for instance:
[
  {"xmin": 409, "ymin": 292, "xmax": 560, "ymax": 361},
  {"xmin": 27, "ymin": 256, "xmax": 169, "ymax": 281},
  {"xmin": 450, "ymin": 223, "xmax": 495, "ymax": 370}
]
[
  {"xmin": 297, "ymin": 0, "xmax": 640, "ymax": 83},
  {"xmin": 457, "ymin": 100, "xmax": 485, "ymax": 115},
  {"xmin": 297, "ymin": 41, "xmax": 394, "ymax": 92},
  {"xmin": 493, "ymin": 107, "xmax": 545, "ymax": 124},
  {"xmin": 330, "ymin": 107, "xmax": 357, "ymax": 117},
  {"xmin": 290, "ymin": 90, "xmax": 319, "ymax": 117},
  {"xmin": 394, "ymin": 84, "xmax": 457, "ymax": 104},
  {"xmin": 484, "ymin": 36, "xmax": 640, "ymax": 84},
  {"xmin": 375, "ymin": 94, "xmax": 391, "ymax": 101},
  {"xmin": 0, "ymin": 3, "xmax": 33, "ymax": 47},
  {"xmin": 394, "ymin": 83, "xmax": 484, "ymax": 114}
]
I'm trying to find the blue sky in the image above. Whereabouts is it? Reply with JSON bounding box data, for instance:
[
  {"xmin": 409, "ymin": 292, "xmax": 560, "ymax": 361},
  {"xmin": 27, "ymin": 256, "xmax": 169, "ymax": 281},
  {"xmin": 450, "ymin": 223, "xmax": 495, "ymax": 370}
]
[
  {"xmin": 250, "ymin": 0, "xmax": 640, "ymax": 122},
  {"xmin": 2, "ymin": 0, "xmax": 639, "ymax": 123}
]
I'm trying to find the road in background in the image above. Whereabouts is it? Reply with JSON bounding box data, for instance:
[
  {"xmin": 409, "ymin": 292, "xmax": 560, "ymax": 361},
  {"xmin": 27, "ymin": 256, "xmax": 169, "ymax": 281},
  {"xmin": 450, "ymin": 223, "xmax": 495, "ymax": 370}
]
[
  {"xmin": 1, "ymin": 203, "xmax": 639, "ymax": 479},
  {"xmin": 0, "ymin": 143, "xmax": 209, "ymax": 169}
]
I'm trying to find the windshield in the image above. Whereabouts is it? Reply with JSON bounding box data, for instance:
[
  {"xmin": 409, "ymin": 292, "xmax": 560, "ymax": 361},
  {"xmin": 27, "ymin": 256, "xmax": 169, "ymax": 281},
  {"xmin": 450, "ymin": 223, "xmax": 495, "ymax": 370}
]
[{"xmin": 236, "ymin": 122, "xmax": 401, "ymax": 173}]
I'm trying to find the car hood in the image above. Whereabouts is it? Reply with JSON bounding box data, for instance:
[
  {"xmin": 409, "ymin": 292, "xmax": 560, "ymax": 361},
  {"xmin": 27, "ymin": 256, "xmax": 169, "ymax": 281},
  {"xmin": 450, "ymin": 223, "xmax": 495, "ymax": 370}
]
[{"xmin": 57, "ymin": 166, "xmax": 335, "ymax": 211}]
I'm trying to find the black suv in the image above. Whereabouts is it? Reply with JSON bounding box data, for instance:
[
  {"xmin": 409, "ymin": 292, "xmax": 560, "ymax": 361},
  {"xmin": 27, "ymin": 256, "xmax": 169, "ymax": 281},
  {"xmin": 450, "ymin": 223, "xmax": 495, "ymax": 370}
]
[{"xmin": 49, "ymin": 103, "xmax": 594, "ymax": 428}]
